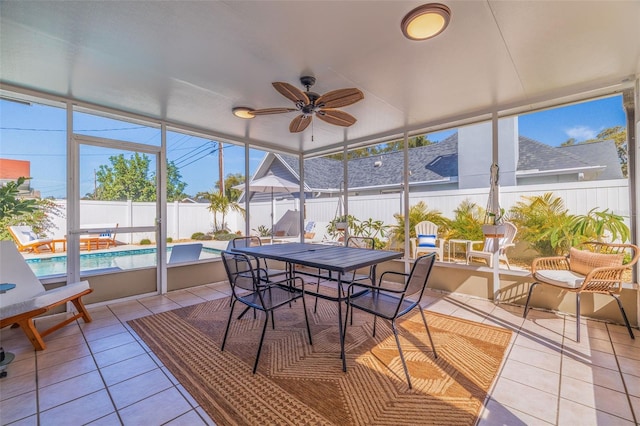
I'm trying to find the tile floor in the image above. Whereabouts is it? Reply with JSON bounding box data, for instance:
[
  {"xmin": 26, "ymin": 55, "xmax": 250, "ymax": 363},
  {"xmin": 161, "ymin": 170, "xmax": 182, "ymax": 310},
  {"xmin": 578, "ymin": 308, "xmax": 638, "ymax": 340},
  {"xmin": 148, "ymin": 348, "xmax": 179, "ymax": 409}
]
[{"xmin": 1, "ymin": 281, "xmax": 639, "ymax": 425}]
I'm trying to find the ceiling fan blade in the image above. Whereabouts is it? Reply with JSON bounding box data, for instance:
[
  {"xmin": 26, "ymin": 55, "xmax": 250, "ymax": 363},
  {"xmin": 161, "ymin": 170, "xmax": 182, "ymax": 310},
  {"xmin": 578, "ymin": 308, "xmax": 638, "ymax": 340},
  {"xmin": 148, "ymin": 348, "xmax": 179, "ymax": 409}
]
[
  {"xmin": 289, "ymin": 114, "xmax": 312, "ymax": 133},
  {"xmin": 273, "ymin": 82, "xmax": 309, "ymax": 105},
  {"xmin": 316, "ymin": 88, "xmax": 364, "ymax": 109},
  {"xmin": 251, "ymin": 107, "xmax": 297, "ymax": 115},
  {"xmin": 316, "ymin": 109, "xmax": 357, "ymax": 127}
]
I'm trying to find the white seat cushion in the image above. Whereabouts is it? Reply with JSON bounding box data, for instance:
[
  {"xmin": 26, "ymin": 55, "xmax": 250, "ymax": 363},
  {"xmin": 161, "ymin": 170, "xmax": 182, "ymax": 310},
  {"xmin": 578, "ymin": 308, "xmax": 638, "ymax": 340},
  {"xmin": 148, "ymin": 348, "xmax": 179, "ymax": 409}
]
[
  {"xmin": 0, "ymin": 280, "xmax": 90, "ymax": 319},
  {"xmin": 534, "ymin": 269, "xmax": 585, "ymax": 288}
]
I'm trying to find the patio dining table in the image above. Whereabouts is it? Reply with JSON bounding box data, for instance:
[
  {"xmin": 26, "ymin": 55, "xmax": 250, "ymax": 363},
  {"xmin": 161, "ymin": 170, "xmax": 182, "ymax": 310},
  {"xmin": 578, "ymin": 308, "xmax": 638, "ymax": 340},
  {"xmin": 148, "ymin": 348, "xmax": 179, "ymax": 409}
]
[{"xmin": 231, "ymin": 242, "xmax": 403, "ymax": 371}]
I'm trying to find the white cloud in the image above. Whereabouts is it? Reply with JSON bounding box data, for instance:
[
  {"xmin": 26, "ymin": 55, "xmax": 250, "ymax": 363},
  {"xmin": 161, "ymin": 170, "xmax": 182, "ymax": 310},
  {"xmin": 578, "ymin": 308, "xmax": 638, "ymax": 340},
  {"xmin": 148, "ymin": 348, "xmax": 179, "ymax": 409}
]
[{"xmin": 565, "ymin": 125, "xmax": 597, "ymax": 141}]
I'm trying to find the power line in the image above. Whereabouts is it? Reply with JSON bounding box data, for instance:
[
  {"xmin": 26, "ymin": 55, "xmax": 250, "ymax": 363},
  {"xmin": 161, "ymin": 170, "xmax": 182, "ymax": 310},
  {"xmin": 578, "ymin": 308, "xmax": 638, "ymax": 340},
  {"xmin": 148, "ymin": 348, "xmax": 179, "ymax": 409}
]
[
  {"xmin": 173, "ymin": 143, "xmax": 211, "ymax": 164},
  {"xmin": 0, "ymin": 126, "xmax": 149, "ymax": 132}
]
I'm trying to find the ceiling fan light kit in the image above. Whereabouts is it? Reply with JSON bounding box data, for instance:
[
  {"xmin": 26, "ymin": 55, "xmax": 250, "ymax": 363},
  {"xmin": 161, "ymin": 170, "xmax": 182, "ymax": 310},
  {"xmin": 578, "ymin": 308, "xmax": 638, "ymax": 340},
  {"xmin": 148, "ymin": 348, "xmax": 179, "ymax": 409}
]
[
  {"xmin": 250, "ymin": 76, "xmax": 364, "ymax": 133},
  {"xmin": 232, "ymin": 107, "xmax": 255, "ymax": 119},
  {"xmin": 401, "ymin": 3, "xmax": 451, "ymax": 41}
]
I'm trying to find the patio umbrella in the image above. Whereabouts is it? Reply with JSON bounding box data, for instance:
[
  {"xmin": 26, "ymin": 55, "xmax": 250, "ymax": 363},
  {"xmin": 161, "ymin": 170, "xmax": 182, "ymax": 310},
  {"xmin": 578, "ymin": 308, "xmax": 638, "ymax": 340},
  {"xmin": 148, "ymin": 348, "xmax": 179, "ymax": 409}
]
[{"xmin": 234, "ymin": 174, "xmax": 301, "ymax": 242}]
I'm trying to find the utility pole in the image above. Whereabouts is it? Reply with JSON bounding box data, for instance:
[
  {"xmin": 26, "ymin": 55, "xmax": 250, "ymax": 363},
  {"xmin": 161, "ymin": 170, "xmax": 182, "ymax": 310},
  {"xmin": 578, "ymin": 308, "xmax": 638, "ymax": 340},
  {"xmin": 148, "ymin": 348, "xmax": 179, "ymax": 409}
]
[{"xmin": 218, "ymin": 141, "xmax": 224, "ymax": 196}]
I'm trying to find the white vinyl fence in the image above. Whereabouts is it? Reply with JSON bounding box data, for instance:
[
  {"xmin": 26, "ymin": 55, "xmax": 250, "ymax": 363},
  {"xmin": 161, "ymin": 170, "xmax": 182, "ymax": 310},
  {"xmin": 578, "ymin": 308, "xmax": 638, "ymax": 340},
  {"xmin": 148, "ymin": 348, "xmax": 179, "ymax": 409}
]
[{"xmin": 45, "ymin": 179, "xmax": 629, "ymax": 243}]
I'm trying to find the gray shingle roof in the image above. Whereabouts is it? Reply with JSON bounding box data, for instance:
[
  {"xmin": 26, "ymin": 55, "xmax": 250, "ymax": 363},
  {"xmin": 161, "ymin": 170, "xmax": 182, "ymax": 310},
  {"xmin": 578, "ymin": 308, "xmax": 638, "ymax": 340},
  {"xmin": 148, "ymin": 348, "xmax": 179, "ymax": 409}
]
[{"xmin": 276, "ymin": 133, "xmax": 621, "ymax": 190}]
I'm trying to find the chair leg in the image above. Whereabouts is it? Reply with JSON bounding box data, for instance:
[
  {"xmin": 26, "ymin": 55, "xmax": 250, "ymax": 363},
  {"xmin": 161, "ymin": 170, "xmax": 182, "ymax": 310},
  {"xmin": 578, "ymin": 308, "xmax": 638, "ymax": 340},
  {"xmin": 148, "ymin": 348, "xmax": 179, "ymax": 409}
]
[
  {"xmin": 70, "ymin": 296, "xmax": 92, "ymax": 323},
  {"xmin": 576, "ymin": 293, "xmax": 581, "ymax": 343},
  {"xmin": 237, "ymin": 305, "xmax": 251, "ymax": 320},
  {"xmin": 253, "ymin": 313, "xmax": 270, "ymax": 374},
  {"xmin": 611, "ymin": 294, "xmax": 635, "ymax": 340},
  {"xmin": 522, "ymin": 282, "xmax": 540, "ymax": 318},
  {"xmin": 372, "ymin": 316, "xmax": 378, "ymax": 337},
  {"xmin": 391, "ymin": 320, "xmax": 412, "ymax": 389},
  {"xmin": 17, "ymin": 318, "xmax": 46, "ymax": 351},
  {"xmin": 301, "ymin": 293, "xmax": 313, "ymax": 345},
  {"xmin": 313, "ymin": 271, "xmax": 321, "ymax": 313},
  {"xmin": 221, "ymin": 299, "xmax": 236, "ymax": 351},
  {"xmin": 419, "ymin": 307, "xmax": 437, "ymax": 359}
]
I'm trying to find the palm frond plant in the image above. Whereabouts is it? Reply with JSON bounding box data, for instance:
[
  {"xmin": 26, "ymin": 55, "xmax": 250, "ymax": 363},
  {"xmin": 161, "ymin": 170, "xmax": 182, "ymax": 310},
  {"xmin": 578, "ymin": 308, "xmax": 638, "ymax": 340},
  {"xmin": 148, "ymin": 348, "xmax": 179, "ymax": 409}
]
[
  {"xmin": 569, "ymin": 208, "xmax": 629, "ymax": 244},
  {"xmin": 390, "ymin": 201, "xmax": 450, "ymax": 243},
  {"xmin": 509, "ymin": 192, "xmax": 570, "ymax": 256},
  {"xmin": 197, "ymin": 190, "xmax": 246, "ymax": 232},
  {"xmin": 448, "ymin": 199, "xmax": 484, "ymax": 241}
]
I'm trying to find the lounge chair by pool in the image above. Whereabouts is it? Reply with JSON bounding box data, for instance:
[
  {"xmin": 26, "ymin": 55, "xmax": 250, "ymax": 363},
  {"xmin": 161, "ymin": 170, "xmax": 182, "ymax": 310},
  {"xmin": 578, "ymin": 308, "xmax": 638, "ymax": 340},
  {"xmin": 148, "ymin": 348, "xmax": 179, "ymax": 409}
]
[{"xmin": 7, "ymin": 225, "xmax": 54, "ymax": 253}]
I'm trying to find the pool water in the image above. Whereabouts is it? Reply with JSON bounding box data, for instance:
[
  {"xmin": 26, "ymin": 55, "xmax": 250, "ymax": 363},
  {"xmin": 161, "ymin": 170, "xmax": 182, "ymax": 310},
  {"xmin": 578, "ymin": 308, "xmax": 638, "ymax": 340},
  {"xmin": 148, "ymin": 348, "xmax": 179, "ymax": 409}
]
[{"xmin": 26, "ymin": 247, "xmax": 221, "ymax": 278}]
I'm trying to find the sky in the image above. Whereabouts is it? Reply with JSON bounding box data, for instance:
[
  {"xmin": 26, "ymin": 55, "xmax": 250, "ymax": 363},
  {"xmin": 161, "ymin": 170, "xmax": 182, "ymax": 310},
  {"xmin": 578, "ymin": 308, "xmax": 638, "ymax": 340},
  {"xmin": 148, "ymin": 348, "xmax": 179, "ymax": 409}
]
[{"xmin": 0, "ymin": 95, "xmax": 626, "ymax": 199}]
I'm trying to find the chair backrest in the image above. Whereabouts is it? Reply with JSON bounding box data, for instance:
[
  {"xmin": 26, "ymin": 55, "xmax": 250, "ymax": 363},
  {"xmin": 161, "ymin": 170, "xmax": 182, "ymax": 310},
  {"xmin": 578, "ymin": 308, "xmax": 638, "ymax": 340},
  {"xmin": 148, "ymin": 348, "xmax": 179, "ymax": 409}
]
[
  {"xmin": 569, "ymin": 241, "xmax": 639, "ymax": 277},
  {"xmin": 0, "ymin": 241, "xmax": 46, "ymax": 310},
  {"xmin": 483, "ymin": 222, "xmax": 517, "ymax": 252},
  {"xmin": 232, "ymin": 236, "xmax": 262, "ymax": 248},
  {"xmin": 8, "ymin": 225, "xmax": 40, "ymax": 246},
  {"xmin": 220, "ymin": 250, "xmax": 259, "ymax": 294},
  {"xmin": 405, "ymin": 253, "xmax": 437, "ymax": 301},
  {"xmin": 347, "ymin": 236, "xmax": 374, "ymax": 249},
  {"xmin": 414, "ymin": 221, "xmax": 438, "ymax": 239},
  {"xmin": 99, "ymin": 224, "xmax": 118, "ymax": 240},
  {"xmin": 168, "ymin": 243, "xmax": 203, "ymax": 264}
]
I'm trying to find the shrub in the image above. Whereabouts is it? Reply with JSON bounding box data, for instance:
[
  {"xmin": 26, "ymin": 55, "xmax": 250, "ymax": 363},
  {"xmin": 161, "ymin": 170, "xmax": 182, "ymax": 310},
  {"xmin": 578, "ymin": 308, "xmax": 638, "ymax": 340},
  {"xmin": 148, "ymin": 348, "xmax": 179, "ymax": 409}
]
[
  {"xmin": 191, "ymin": 232, "xmax": 205, "ymax": 240},
  {"xmin": 390, "ymin": 201, "xmax": 450, "ymax": 243},
  {"xmin": 166, "ymin": 237, "xmax": 173, "ymax": 243},
  {"xmin": 140, "ymin": 238, "xmax": 152, "ymax": 245},
  {"xmin": 214, "ymin": 230, "xmax": 236, "ymax": 241}
]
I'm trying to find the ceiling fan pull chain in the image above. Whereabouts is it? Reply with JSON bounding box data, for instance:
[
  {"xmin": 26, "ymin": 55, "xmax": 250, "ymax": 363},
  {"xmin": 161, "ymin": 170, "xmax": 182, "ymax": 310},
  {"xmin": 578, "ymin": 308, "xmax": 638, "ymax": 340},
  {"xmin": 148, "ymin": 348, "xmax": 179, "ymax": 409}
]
[{"xmin": 311, "ymin": 119, "xmax": 314, "ymax": 142}]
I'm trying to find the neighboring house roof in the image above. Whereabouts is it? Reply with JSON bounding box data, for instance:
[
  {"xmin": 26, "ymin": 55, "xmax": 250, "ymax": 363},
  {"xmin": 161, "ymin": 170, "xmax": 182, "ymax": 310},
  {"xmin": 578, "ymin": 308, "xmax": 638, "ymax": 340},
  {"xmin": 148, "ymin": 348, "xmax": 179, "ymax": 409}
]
[
  {"xmin": 559, "ymin": 140, "xmax": 623, "ymax": 179},
  {"xmin": 272, "ymin": 133, "xmax": 622, "ymax": 192}
]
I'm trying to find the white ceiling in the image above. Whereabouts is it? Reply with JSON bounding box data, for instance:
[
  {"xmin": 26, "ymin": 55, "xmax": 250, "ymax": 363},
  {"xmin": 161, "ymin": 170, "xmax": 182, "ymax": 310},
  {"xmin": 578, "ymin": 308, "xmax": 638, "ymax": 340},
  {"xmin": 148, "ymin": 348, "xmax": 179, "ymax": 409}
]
[{"xmin": 1, "ymin": 1, "xmax": 639, "ymax": 155}]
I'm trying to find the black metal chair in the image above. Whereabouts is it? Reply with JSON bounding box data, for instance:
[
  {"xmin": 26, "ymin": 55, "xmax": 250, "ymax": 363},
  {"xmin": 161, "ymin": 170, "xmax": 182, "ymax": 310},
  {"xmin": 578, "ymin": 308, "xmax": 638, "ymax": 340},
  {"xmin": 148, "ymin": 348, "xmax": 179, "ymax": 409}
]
[
  {"xmin": 231, "ymin": 236, "xmax": 288, "ymax": 282},
  {"xmin": 344, "ymin": 253, "xmax": 438, "ymax": 389},
  {"xmin": 220, "ymin": 250, "xmax": 312, "ymax": 374},
  {"xmin": 312, "ymin": 236, "xmax": 375, "ymax": 313}
]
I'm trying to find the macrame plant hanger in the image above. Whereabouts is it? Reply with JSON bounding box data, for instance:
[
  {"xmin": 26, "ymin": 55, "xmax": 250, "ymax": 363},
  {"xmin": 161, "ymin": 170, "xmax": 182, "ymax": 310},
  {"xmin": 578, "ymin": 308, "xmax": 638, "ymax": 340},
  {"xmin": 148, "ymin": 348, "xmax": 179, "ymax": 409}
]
[{"xmin": 484, "ymin": 163, "xmax": 502, "ymax": 225}]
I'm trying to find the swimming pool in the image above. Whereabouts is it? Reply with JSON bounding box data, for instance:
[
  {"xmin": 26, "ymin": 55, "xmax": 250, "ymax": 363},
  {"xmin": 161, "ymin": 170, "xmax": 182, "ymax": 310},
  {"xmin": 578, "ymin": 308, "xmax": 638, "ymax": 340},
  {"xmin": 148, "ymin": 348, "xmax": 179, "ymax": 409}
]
[{"xmin": 26, "ymin": 246, "xmax": 221, "ymax": 278}]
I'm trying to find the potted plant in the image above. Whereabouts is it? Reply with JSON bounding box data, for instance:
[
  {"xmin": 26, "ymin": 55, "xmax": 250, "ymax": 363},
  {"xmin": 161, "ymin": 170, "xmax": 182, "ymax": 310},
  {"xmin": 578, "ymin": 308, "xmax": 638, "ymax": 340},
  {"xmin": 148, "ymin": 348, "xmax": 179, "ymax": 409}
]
[
  {"xmin": 335, "ymin": 216, "xmax": 349, "ymax": 231},
  {"xmin": 482, "ymin": 208, "xmax": 506, "ymax": 237}
]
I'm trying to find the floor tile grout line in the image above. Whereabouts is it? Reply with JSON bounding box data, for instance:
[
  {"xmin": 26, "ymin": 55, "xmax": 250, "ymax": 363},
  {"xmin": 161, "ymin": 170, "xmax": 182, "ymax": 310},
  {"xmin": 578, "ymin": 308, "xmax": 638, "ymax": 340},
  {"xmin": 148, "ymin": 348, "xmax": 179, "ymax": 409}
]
[{"xmin": 105, "ymin": 295, "xmax": 206, "ymax": 424}]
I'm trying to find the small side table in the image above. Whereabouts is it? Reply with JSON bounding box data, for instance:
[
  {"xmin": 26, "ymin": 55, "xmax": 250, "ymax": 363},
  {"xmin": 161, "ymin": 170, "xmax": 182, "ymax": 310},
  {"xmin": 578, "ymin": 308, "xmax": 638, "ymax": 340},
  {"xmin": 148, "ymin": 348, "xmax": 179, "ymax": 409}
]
[{"xmin": 447, "ymin": 239, "xmax": 471, "ymax": 263}]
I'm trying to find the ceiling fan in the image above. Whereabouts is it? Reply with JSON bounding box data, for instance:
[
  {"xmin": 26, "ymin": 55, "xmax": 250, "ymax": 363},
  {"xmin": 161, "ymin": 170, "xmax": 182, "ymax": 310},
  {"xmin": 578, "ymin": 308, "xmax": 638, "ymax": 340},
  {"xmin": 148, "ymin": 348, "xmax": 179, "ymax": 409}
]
[{"xmin": 251, "ymin": 76, "xmax": 364, "ymax": 133}]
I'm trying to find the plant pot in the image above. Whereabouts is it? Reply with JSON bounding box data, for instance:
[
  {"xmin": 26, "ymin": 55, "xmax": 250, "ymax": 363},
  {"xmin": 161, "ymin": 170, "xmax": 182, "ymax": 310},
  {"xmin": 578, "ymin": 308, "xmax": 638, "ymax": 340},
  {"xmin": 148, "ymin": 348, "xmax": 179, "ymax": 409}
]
[
  {"xmin": 335, "ymin": 222, "xmax": 348, "ymax": 231},
  {"xmin": 482, "ymin": 224, "xmax": 505, "ymax": 238}
]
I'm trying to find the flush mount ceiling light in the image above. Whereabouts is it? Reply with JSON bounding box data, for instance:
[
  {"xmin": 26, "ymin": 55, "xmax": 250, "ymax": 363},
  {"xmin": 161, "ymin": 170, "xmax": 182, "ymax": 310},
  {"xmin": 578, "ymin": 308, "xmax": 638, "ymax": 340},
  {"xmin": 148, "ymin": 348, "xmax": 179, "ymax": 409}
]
[
  {"xmin": 232, "ymin": 107, "xmax": 255, "ymax": 119},
  {"xmin": 401, "ymin": 3, "xmax": 451, "ymax": 41}
]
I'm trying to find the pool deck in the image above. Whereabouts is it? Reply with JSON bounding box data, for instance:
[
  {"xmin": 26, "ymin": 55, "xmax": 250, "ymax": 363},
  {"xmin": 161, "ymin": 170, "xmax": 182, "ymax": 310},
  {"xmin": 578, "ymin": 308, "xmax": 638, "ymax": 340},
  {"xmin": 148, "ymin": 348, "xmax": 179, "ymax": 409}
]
[{"xmin": 20, "ymin": 240, "xmax": 232, "ymax": 260}]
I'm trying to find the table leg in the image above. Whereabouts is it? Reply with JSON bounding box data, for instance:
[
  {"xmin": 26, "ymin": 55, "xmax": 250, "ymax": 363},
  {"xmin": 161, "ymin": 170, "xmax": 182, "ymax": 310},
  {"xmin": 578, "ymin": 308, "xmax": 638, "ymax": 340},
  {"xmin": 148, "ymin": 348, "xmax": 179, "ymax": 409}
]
[{"xmin": 338, "ymin": 273, "xmax": 347, "ymax": 372}]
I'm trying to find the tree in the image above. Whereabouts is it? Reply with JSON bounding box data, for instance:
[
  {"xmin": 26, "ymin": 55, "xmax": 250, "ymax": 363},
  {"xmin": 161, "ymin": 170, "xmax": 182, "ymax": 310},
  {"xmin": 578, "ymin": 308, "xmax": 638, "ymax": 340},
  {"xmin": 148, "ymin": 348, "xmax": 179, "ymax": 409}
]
[
  {"xmin": 217, "ymin": 173, "xmax": 244, "ymax": 201},
  {"xmin": 327, "ymin": 136, "xmax": 434, "ymax": 160},
  {"xmin": 0, "ymin": 177, "xmax": 62, "ymax": 241},
  {"xmin": 91, "ymin": 153, "xmax": 187, "ymax": 202},
  {"xmin": 0, "ymin": 177, "xmax": 37, "ymax": 220},
  {"xmin": 197, "ymin": 190, "xmax": 245, "ymax": 232}
]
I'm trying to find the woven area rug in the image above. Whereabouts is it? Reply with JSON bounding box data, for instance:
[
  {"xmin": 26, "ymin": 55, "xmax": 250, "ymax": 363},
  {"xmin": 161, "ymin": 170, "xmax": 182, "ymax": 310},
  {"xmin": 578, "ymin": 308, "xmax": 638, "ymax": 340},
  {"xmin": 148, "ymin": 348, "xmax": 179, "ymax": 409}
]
[{"xmin": 129, "ymin": 296, "xmax": 512, "ymax": 426}]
